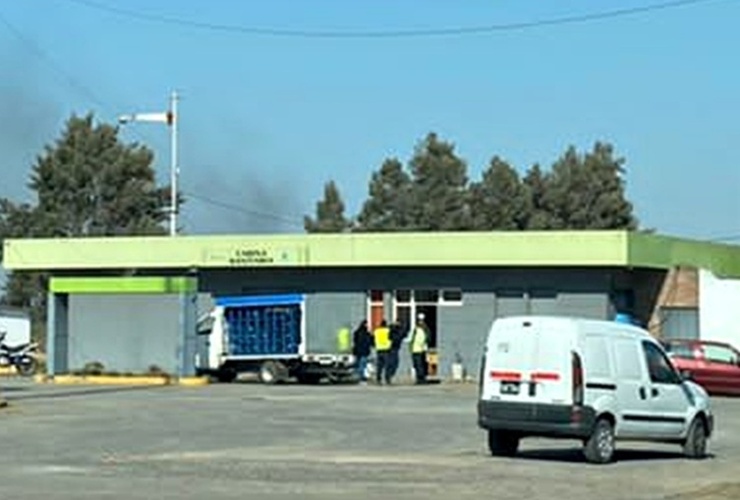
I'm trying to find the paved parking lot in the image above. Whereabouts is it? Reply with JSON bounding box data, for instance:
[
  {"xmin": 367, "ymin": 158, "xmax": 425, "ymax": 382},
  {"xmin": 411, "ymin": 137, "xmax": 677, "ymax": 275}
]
[{"xmin": 0, "ymin": 380, "xmax": 739, "ymax": 500}]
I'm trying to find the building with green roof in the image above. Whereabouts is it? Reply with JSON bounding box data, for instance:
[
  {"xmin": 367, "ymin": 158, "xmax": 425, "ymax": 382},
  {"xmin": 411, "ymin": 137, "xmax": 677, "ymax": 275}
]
[{"xmin": 4, "ymin": 230, "xmax": 739, "ymax": 380}]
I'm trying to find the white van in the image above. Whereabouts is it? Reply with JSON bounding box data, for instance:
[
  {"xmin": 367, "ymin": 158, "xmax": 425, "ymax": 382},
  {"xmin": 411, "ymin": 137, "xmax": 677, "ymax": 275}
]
[{"xmin": 477, "ymin": 316, "xmax": 713, "ymax": 464}]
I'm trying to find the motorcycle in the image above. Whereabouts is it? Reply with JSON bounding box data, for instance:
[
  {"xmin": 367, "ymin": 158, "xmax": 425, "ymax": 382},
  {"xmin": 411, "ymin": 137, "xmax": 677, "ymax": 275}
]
[{"xmin": 0, "ymin": 329, "xmax": 39, "ymax": 376}]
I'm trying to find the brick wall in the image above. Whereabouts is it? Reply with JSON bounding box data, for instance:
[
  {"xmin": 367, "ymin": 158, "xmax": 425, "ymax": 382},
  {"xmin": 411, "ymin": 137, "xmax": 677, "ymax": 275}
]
[{"xmin": 648, "ymin": 266, "xmax": 698, "ymax": 337}]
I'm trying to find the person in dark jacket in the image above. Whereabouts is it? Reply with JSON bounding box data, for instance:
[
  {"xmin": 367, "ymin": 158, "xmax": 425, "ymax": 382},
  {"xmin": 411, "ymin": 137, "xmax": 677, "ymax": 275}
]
[
  {"xmin": 386, "ymin": 321, "xmax": 406, "ymax": 384},
  {"xmin": 352, "ymin": 320, "xmax": 372, "ymax": 383}
]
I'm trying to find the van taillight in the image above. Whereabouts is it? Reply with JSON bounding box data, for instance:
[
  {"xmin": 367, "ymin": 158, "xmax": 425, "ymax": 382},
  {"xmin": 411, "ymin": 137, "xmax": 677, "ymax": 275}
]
[{"xmin": 571, "ymin": 351, "xmax": 584, "ymax": 406}]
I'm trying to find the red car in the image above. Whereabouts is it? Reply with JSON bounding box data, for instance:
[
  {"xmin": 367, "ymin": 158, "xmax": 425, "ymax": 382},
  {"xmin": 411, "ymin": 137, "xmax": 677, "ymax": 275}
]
[{"xmin": 661, "ymin": 339, "xmax": 740, "ymax": 396}]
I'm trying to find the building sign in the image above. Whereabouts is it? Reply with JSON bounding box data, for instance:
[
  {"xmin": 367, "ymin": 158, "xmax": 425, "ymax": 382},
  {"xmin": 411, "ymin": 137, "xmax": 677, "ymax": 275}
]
[
  {"xmin": 204, "ymin": 246, "xmax": 304, "ymax": 267},
  {"xmin": 229, "ymin": 248, "xmax": 276, "ymax": 265}
]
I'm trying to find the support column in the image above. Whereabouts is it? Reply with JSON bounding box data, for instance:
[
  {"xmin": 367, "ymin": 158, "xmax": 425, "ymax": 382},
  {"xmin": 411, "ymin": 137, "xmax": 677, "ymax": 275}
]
[
  {"xmin": 46, "ymin": 291, "xmax": 56, "ymax": 377},
  {"xmin": 46, "ymin": 292, "xmax": 69, "ymax": 376},
  {"xmin": 176, "ymin": 291, "xmax": 198, "ymax": 377}
]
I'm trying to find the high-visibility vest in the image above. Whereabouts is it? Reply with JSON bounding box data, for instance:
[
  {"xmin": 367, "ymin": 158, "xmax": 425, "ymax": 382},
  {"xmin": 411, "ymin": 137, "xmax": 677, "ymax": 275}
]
[
  {"xmin": 336, "ymin": 327, "xmax": 350, "ymax": 353},
  {"xmin": 411, "ymin": 326, "xmax": 427, "ymax": 354},
  {"xmin": 373, "ymin": 326, "xmax": 392, "ymax": 351}
]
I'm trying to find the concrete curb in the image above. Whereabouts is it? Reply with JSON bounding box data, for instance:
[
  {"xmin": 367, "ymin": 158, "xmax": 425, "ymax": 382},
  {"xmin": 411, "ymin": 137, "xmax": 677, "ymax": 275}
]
[{"xmin": 37, "ymin": 374, "xmax": 210, "ymax": 387}]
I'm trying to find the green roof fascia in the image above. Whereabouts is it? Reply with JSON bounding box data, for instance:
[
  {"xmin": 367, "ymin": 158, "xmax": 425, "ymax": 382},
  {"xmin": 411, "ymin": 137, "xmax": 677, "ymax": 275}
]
[
  {"xmin": 3, "ymin": 231, "xmax": 629, "ymax": 270},
  {"xmin": 627, "ymin": 232, "xmax": 740, "ymax": 279},
  {"xmin": 49, "ymin": 276, "xmax": 198, "ymax": 294}
]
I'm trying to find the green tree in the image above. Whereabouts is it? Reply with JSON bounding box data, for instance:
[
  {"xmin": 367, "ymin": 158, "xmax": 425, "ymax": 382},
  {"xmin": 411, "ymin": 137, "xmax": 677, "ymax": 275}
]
[
  {"xmin": 0, "ymin": 200, "xmax": 43, "ymax": 321},
  {"xmin": 0, "ymin": 112, "xmax": 173, "ymax": 346},
  {"xmin": 304, "ymin": 180, "xmax": 351, "ymax": 233},
  {"xmin": 356, "ymin": 158, "xmax": 413, "ymax": 231},
  {"xmin": 30, "ymin": 113, "xmax": 170, "ymax": 237},
  {"xmin": 542, "ymin": 142, "xmax": 638, "ymax": 230},
  {"xmin": 470, "ymin": 156, "xmax": 531, "ymax": 230},
  {"xmin": 522, "ymin": 163, "xmax": 555, "ymax": 229},
  {"xmin": 408, "ymin": 132, "xmax": 472, "ymax": 230}
]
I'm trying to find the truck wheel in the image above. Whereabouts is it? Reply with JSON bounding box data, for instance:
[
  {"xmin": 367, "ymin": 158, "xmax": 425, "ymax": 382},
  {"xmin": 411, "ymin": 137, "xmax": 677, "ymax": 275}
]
[
  {"xmin": 584, "ymin": 418, "xmax": 615, "ymax": 464},
  {"xmin": 259, "ymin": 361, "xmax": 287, "ymax": 384},
  {"xmin": 683, "ymin": 417, "xmax": 708, "ymax": 459},
  {"xmin": 487, "ymin": 430, "xmax": 520, "ymax": 457},
  {"xmin": 216, "ymin": 369, "xmax": 237, "ymax": 383}
]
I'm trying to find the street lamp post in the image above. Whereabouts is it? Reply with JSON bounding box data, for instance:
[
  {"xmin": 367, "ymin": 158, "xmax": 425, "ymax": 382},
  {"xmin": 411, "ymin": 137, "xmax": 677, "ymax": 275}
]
[{"xmin": 119, "ymin": 91, "xmax": 179, "ymax": 236}]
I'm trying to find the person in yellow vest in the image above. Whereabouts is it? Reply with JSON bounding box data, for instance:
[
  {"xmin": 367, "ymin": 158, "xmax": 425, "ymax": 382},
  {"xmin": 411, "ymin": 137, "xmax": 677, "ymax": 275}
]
[
  {"xmin": 410, "ymin": 314, "xmax": 429, "ymax": 384},
  {"xmin": 372, "ymin": 320, "xmax": 392, "ymax": 385},
  {"xmin": 336, "ymin": 324, "xmax": 351, "ymax": 354}
]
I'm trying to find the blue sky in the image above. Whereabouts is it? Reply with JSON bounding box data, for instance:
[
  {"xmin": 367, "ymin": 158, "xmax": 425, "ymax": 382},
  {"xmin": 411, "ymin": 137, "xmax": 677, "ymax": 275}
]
[{"xmin": 1, "ymin": 0, "xmax": 738, "ymax": 239}]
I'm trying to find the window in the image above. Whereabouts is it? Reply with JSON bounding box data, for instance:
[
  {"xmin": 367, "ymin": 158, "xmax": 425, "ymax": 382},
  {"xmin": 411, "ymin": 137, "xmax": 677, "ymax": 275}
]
[
  {"xmin": 703, "ymin": 345, "xmax": 739, "ymax": 365},
  {"xmin": 394, "ymin": 290, "xmax": 412, "ymax": 303},
  {"xmin": 643, "ymin": 341, "xmax": 680, "ymax": 385},
  {"xmin": 440, "ymin": 289, "xmax": 463, "ymax": 305},
  {"xmin": 414, "ymin": 290, "xmax": 439, "ymax": 304}
]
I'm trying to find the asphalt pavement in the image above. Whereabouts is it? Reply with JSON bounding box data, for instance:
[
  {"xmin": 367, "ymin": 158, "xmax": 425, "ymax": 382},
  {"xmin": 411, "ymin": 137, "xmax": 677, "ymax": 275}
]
[{"xmin": 0, "ymin": 379, "xmax": 738, "ymax": 500}]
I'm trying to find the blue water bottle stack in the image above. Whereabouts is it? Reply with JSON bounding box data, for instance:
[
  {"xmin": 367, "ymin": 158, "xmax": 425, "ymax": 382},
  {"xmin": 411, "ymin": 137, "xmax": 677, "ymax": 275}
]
[{"xmin": 225, "ymin": 303, "xmax": 301, "ymax": 356}]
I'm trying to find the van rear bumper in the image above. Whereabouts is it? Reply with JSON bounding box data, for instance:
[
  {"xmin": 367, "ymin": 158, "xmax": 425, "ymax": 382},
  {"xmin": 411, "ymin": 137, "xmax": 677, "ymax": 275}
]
[{"xmin": 478, "ymin": 400, "xmax": 597, "ymax": 439}]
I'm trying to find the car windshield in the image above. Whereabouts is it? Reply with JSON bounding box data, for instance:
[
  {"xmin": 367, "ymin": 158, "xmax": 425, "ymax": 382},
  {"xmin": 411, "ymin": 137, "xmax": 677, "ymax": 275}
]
[{"xmin": 662, "ymin": 341, "xmax": 695, "ymax": 359}]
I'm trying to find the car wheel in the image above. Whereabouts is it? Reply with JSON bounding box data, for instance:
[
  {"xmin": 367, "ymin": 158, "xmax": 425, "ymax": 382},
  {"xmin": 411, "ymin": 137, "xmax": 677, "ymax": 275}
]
[
  {"xmin": 584, "ymin": 418, "xmax": 615, "ymax": 464},
  {"xmin": 683, "ymin": 417, "xmax": 708, "ymax": 459},
  {"xmin": 487, "ymin": 430, "xmax": 520, "ymax": 457}
]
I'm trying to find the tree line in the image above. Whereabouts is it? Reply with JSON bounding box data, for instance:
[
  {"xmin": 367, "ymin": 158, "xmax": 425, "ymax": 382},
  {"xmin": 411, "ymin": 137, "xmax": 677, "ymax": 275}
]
[
  {"xmin": 1, "ymin": 116, "xmax": 641, "ymax": 347},
  {"xmin": 304, "ymin": 132, "xmax": 639, "ymax": 233}
]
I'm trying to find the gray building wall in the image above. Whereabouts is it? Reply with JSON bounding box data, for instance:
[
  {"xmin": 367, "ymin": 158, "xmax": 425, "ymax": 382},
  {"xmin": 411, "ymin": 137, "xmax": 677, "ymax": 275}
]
[
  {"xmin": 437, "ymin": 290, "xmax": 609, "ymax": 382},
  {"xmin": 67, "ymin": 294, "xmax": 183, "ymax": 374},
  {"xmin": 304, "ymin": 292, "xmax": 365, "ymax": 353},
  {"xmin": 438, "ymin": 292, "xmax": 495, "ymax": 381},
  {"xmin": 197, "ymin": 266, "xmax": 630, "ymax": 382}
]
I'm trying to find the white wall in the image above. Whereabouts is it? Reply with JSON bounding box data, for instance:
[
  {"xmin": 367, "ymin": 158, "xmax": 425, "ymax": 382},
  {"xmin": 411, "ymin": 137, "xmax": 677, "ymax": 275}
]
[{"xmin": 699, "ymin": 269, "xmax": 740, "ymax": 348}]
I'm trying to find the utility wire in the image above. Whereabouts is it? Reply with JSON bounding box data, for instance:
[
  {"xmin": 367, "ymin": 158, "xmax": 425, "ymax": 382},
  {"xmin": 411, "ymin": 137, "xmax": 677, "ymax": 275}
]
[
  {"xmin": 182, "ymin": 191, "xmax": 305, "ymax": 228},
  {"xmin": 0, "ymin": 7, "xmax": 306, "ymax": 229},
  {"xmin": 0, "ymin": 10, "xmax": 108, "ymax": 109},
  {"xmin": 64, "ymin": 0, "xmax": 728, "ymax": 39}
]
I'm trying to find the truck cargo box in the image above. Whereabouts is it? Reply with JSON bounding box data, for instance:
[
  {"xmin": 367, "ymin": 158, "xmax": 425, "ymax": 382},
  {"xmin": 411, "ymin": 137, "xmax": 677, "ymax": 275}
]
[{"xmin": 217, "ymin": 295, "xmax": 302, "ymax": 357}]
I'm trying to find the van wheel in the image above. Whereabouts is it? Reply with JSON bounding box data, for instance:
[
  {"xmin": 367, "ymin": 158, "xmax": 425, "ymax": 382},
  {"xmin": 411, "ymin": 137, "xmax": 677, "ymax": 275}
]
[
  {"xmin": 584, "ymin": 418, "xmax": 615, "ymax": 464},
  {"xmin": 487, "ymin": 430, "xmax": 520, "ymax": 457},
  {"xmin": 683, "ymin": 417, "xmax": 708, "ymax": 459}
]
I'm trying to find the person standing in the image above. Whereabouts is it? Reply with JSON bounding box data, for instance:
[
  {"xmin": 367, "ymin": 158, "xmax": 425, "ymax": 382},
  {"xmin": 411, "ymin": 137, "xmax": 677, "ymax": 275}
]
[
  {"xmin": 410, "ymin": 314, "xmax": 429, "ymax": 384},
  {"xmin": 372, "ymin": 320, "xmax": 392, "ymax": 385},
  {"xmin": 387, "ymin": 321, "xmax": 406, "ymax": 384},
  {"xmin": 352, "ymin": 320, "xmax": 372, "ymax": 383}
]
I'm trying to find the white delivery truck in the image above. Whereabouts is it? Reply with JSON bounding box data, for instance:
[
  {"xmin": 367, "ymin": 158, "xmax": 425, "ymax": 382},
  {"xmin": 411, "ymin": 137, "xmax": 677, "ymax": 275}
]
[
  {"xmin": 478, "ymin": 316, "xmax": 713, "ymax": 464},
  {"xmin": 195, "ymin": 294, "xmax": 355, "ymax": 384}
]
